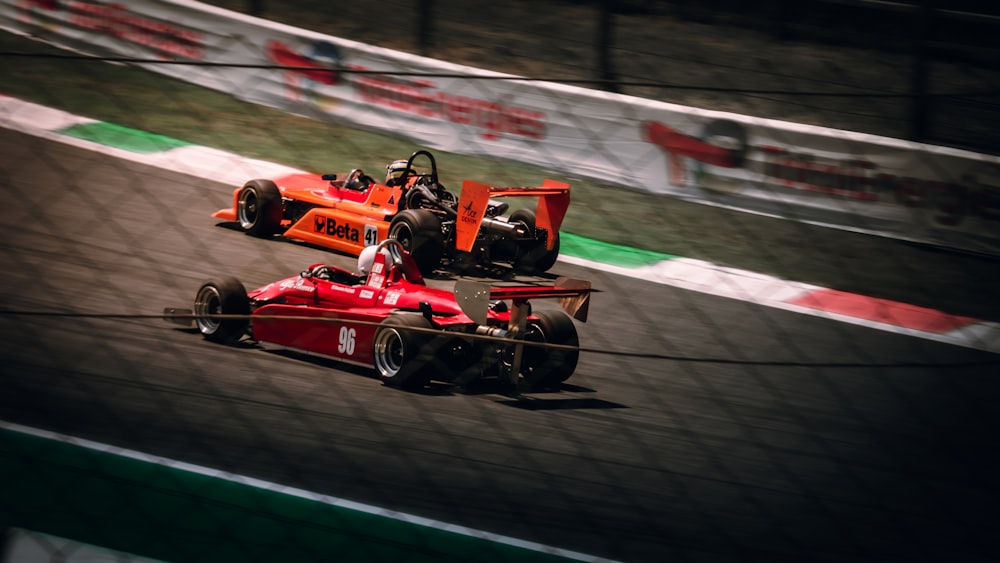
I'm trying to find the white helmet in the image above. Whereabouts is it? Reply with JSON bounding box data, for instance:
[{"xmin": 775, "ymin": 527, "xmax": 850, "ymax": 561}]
[{"xmin": 357, "ymin": 245, "xmax": 389, "ymax": 276}]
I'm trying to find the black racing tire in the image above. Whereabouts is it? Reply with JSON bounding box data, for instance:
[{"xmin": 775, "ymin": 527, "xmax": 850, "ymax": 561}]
[
  {"xmin": 436, "ymin": 336, "xmax": 478, "ymax": 384},
  {"xmin": 389, "ymin": 209, "xmax": 444, "ymax": 275},
  {"xmin": 237, "ymin": 180, "xmax": 284, "ymax": 237},
  {"xmin": 373, "ymin": 314, "xmax": 439, "ymax": 389},
  {"xmin": 520, "ymin": 309, "xmax": 579, "ymax": 391},
  {"xmin": 510, "ymin": 208, "xmax": 560, "ymax": 275},
  {"xmin": 194, "ymin": 277, "xmax": 250, "ymax": 345}
]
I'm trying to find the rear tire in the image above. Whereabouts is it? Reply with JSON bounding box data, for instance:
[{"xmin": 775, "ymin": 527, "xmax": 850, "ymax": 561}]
[
  {"xmin": 520, "ymin": 309, "xmax": 579, "ymax": 391},
  {"xmin": 194, "ymin": 278, "xmax": 250, "ymax": 345},
  {"xmin": 510, "ymin": 208, "xmax": 560, "ymax": 274},
  {"xmin": 237, "ymin": 180, "xmax": 283, "ymax": 237},
  {"xmin": 373, "ymin": 314, "xmax": 438, "ymax": 389},
  {"xmin": 389, "ymin": 209, "xmax": 444, "ymax": 275}
]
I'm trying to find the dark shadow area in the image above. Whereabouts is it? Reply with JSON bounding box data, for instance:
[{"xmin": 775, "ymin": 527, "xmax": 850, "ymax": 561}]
[
  {"xmin": 495, "ymin": 397, "xmax": 628, "ymax": 410},
  {"xmin": 170, "ymin": 327, "xmax": 262, "ymax": 350},
  {"xmin": 266, "ymin": 348, "xmax": 375, "ymax": 379}
]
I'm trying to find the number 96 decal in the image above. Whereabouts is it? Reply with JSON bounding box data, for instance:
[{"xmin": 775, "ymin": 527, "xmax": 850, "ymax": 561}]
[{"xmin": 338, "ymin": 327, "xmax": 356, "ymax": 356}]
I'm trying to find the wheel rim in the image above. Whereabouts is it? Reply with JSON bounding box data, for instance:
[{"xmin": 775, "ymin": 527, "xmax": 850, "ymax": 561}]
[
  {"xmin": 194, "ymin": 285, "xmax": 222, "ymax": 335},
  {"xmin": 237, "ymin": 189, "xmax": 259, "ymax": 230},
  {"xmin": 390, "ymin": 222, "xmax": 413, "ymax": 252},
  {"xmin": 373, "ymin": 327, "xmax": 405, "ymax": 377}
]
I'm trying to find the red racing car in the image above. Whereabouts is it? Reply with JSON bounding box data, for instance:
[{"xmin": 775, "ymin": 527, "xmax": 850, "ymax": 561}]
[
  {"xmin": 165, "ymin": 240, "xmax": 591, "ymax": 392},
  {"xmin": 213, "ymin": 150, "xmax": 571, "ymax": 275}
]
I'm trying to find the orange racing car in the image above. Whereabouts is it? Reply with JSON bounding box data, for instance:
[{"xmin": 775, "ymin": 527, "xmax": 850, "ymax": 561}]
[{"xmin": 213, "ymin": 150, "xmax": 571, "ymax": 275}]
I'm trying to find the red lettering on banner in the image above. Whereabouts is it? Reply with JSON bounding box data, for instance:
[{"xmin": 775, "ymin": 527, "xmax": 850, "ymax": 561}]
[
  {"xmin": 508, "ymin": 106, "xmax": 546, "ymax": 138},
  {"xmin": 758, "ymin": 147, "xmax": 998, "ymax": 228},
  {"xmin": 444, "ymin": 95, "xmax": 474, "ymax": 125},
  {"xmin": 928, "ymin": 181, "xmax": 967, "ymax": 227},
  {"xmin": 15, "ymin": 0, "xmax": 59, "ymax": 24},
  {"xmin": 65, "ymin": 1, "xmax": 206, "ymax": 60},
  {"xmin": 887, "ymin": 174, "xmax": 997, "ymax": 227},
  {"xmin": 353, "ymin": 70, "xmax": 547, "ymax": 141},
  {"xmin": 893, "ymin": 175, "xmax": 926, "ymax": 208},
  {"xmin": 971, "ymin": 176, "xmax": 1000, "ymax": 223},
  {"xmin": 761, "ymin": 148, "xmax": 877, "ymax": 201}
]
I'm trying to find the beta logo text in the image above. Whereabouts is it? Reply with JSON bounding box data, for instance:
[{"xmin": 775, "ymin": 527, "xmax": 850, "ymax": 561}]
[{"xmin": 314, "ymin": 216, "xmax": 360, "ymax": 241}]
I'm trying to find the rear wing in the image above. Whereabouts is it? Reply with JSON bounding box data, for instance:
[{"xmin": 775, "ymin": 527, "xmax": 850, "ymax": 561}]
[
  {"xmin": 454, "ymin": 179, "xmax": 571, "ymax": 252},
  {"xmin": 455, "ymin": 277, "xmax": 590, "ymax": 324}
]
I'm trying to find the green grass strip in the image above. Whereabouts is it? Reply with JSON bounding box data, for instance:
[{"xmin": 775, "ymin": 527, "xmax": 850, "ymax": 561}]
[
  {"xmin": 0, "ymin": 428, "xmax": 588, "ymax": 563},
  {"xmin": 559, "ymin": 232, "xmax": 676, "ymax": 268},
  {"xmin": 58, "ymin": 122, "xmax": 193, "ymax": 154}
]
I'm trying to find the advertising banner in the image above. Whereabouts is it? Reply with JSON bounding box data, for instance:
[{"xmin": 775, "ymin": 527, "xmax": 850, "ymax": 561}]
[{"xmin": 3, "ymin": 0, "xmax": 998, "ymax": 255}]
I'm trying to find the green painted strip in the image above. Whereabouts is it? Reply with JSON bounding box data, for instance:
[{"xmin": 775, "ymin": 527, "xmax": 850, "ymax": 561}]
[
  {"xmin": 57, "ymin": 122, "xmax": 192, "ymax": 154},
  {"xmin": 0, "ymin": 429, "xmax": 587, "ymax": 563},
  {"xmin": 560, "ymin": 232, "xmax": 676, "ymax": 268}
]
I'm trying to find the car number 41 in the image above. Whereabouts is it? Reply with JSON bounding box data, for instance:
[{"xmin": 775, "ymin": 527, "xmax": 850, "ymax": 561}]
[{"xmin": 364, "ymin": 225, "xmax": 378, "ymax": 246}]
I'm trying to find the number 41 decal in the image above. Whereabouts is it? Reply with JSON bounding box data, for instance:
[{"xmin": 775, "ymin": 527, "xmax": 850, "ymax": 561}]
[{"xmin": 364, "ymin": 225, "xmax": 378, "ymax": 246}]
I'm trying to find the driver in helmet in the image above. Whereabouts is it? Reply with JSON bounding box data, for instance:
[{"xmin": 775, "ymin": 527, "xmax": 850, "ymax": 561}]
[
  {"xmin": 343, "ymin": 168, "xmax": 375, "ymax": 192},
  {"xmin": 384, "ymin": 159, "xmax": 411, "ymax": 187},
  {"xmin": 357, "ymin": 245, "xmax": 391, "ymax": 278},
  {"xmin": 304, "ymin": 245, "xmax": 387, "ymax": 287},
  {"xmin": 385, "ymin": 157, "xmax": 457, "ymax": 211}
]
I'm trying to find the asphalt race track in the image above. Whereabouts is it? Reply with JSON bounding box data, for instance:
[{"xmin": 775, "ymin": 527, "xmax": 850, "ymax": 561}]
[{"xmin": 2, "ymin": 128, "xmax": 999, "ymax": 562}]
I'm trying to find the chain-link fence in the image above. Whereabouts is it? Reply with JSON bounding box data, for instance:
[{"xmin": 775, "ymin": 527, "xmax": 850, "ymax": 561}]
[{"xmin": 2, "ymin": 2, "xmax": 1000, "ymax": 562}]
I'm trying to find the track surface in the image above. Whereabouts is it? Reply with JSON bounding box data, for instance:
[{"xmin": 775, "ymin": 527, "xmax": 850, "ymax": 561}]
[{"xmin": 2, "ymin": 129, "xmax": 999, "ymax": 562}]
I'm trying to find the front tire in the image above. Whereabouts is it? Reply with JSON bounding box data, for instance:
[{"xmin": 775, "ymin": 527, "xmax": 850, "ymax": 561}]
[
  {"xmin": 389, "ymin": 209, "xmax": 444, "ymax": 275},
  {"xmin": 237, "ymin": 180, "xmax": 283, "ymax": 237},
  {"xmin": 520, "ymin": 310, "xmax": 579, "ymax": 391},
  {"xmin": 373, "ymin": 314, "xmax": 438, "ymax": 389},
  {"xmin": 194, "ymin": 278, "xmax": 250, "ymax": 345}
]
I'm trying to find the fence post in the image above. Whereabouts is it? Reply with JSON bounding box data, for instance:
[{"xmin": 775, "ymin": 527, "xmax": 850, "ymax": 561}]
[
  {"xmin": 908, "ymin": 0, "xmax": 932, "ymax": 143},
  {"xmin": 597, "ymin": 0, "xmax": 618, "ymax": 93},
  {"xmin": 767, "ymin": 0, "xmax": 788, "ymax": 40},
  {"xmin": 417, "ymin": 0, "xmax": 434, "ymax": 55}
]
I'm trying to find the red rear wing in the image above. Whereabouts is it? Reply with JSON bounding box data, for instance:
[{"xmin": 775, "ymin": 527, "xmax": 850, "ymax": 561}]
[
  {"xmin": 455, "ymin": 277, "xmax": 590, "ymax": 324},
  {"xmin": 488, "ymin": 285, "xmax": 586, "ymax": 301},
  {"xmin": 455, "ymin": 179, "xmax": 571, "ymax": 252}
]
